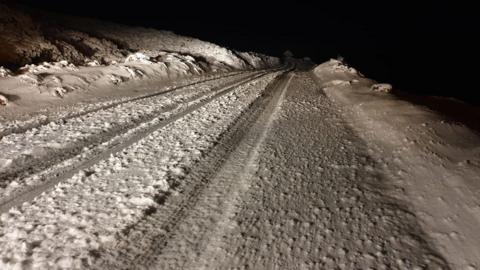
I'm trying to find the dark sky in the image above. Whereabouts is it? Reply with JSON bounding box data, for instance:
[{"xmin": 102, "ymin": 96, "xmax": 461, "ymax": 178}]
[{"xmin": 15, "ymin": 0, "xmax": 480, "ymax": 102}]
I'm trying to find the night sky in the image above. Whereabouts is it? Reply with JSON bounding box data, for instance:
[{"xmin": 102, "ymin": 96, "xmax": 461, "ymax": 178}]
[{"xmin": 15, "ymin": 0, "xmax": 480, "ymax": 103}]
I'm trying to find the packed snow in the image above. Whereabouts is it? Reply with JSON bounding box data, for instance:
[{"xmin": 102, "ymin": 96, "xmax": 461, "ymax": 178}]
[
  {"xmin": 0, "ymin": 71, "xmax": 263, "ymax": 200},
  {"xmin": 0, "ymin": 70, "xmax": 281, "ymax": 269}
]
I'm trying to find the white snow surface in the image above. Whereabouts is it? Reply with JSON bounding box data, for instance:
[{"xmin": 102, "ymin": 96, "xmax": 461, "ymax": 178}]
[
  {"xmin": 0, "ymin": 71, "xmax": 260, "ymax": 198},
  {"xmin": 315, "ymin": 59, "xmax": 480, "ymax": 269},
  {"xmin": 0, "ymin": 69, "xmax": 281, "ymax": 269}
]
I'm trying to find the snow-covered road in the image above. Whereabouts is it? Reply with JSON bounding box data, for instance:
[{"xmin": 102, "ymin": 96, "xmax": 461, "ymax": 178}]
[
  {"xmin": 147, "ymin": 72, "xmax": 446, "ymax": 270},
  {"xmin": 1, "ymin": 65, "xmax": 478, "ymax": 269}
]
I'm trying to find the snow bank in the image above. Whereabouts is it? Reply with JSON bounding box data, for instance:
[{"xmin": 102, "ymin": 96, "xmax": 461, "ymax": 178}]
[
  {"xmin": 313, "ymin": 59, "xmax": 480, "ymax": 268},
  {"xmin": 0, "ymin": 50, "xmax": 212, "ymax": 102},
  {"xmin": 313, "ymin": 59, "xmax": 360, "ymax": 82},
  {"xmin": 0, "ymin": 2, "xmax": 279, "ymax": 71},
  {"xmin": 0, "ymin": 2, "xmax": 280, "ymax": 114}
]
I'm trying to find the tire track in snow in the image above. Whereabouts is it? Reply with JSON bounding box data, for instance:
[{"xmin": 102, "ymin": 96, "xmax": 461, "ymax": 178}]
[
  {"xmin": 155, "ymin": 73, "xmax": 294, "ymax": 270},
  {"xmin": 0, "ymin": 71, "xmax": 262, "ymax": 187},
  {"xmin": 194, "ymin": 73, "xmax": 294, "ymax": 269},
  {"xmin": 93, "ymin": 72, "xmax": 293, "ymax": 270},
  {"xmin": 0, "ymin": 70, "xmax": 280, "ymax": 214},
  {"xmin": 0, "ymin": 71, "xmax": 284, "ymax": 270},
  {"xmin": 0, "ymin": 71, "xmax": 246, "ymax": 140}
]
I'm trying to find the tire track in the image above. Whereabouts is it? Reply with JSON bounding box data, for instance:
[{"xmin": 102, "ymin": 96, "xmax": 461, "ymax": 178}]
[
  {"xmin": 0, "ymin": 71, "xmax": 265, "ymax": 187},
  {"xmin": 0, "ymin": 69, "xmax": 282, "ymax": 214},
  {"xmin": 0, "ymin": 71, "xmax": 246, "ymax": 140},
  {"xmin": 94, "ymin": 72, "xmax": 293, "ymax": 270},
  {"xmin": 0, "ymin": 70, "xmax": 284, "ymax": 270},
  {"xmin": 190, "ymin": 73, "xmax": 294, "ymax": 270}
]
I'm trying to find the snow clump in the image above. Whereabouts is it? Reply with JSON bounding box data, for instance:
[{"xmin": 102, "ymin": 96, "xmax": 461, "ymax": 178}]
[
  {"xmin": 0, "ymin": 67, "xmax": 12, "ymax": 78},
  {"xmin": 329, "ymin": 59, "xmax": 358, "ymax": 74},
  {"xmin": 86, "ymin": 60, "xmax": 101, "ymax": 67},
  {"xmin": 19, "ymin": 61, "xmax": 78, "ymax": 74},
  {"xmin": 125, "ymin": 52, "xmax": 153, "ymax": 64},
  {"xmin": 371, "ymin": 83, "xmax": 393, "ymax": 93}
]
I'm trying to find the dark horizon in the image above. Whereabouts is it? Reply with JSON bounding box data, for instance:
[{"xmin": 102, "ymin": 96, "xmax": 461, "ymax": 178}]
[{"xmin": 12, "ymin": 0, "xmax": 480, "ymax": 103}]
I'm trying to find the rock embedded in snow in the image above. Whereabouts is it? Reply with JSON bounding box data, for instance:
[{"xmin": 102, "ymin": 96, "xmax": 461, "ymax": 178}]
[
  {"xmin": 0, "ymin": 94, "xmax": 8, "ymax": 106},
  {"xmin": 371, "ymin": 83, "xmax": 393, "ymax": 93}
]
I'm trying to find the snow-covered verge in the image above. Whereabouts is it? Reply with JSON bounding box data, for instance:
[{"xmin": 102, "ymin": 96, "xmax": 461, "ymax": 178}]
[
  {"xmin": 0, "ymin": 2, "xmax": 280, "ymax": 113},
  {"xmin": 0, "ymin": 53, "xmax": 211, "ymax": 108},
  {"xmin": 0, "ymin": 3, "xmax": 279, "ymax": 70},
  {"xmin": 313, "ymin": 59, "xmax": 480, "ymax": 269}
]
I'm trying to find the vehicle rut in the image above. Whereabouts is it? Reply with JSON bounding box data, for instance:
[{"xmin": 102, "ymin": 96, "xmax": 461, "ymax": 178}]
[
  {"xmin": 0, "ymin": 71, "xmax": 246, "ymax": 140},
  {"xmin": 93, "ymin": 72, "xmax": 293, "ymax": 270},
  {"xmin": 0, "ymin": 70, "xmax": 281, "ymax": 214}
]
